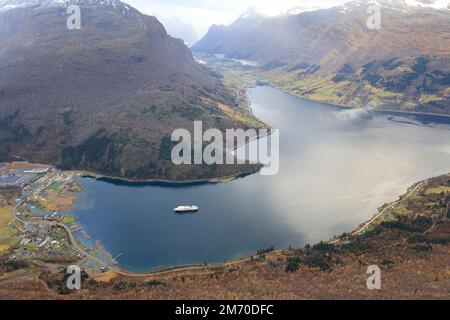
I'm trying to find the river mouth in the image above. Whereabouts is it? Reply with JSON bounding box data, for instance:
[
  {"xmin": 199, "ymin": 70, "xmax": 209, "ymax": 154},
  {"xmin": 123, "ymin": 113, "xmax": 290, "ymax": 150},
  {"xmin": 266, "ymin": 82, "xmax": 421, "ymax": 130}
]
[{"xmin": 71, "ymin": 86, "xmax": 450, "ymax": 272}]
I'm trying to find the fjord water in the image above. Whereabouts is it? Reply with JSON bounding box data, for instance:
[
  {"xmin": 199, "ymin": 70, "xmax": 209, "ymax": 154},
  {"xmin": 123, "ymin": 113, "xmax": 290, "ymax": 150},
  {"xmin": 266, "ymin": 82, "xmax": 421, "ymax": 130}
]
[{"xmin": 74, "ymin": 86, "xmax": 450, "ymax": 272}]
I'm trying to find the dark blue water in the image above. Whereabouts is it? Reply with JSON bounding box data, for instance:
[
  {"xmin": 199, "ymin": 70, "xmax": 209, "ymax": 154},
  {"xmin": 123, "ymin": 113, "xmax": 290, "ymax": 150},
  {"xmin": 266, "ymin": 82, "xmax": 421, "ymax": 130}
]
[{"xmin": 73, "ymin": 86, "xmax": 450, "ymax": 272}]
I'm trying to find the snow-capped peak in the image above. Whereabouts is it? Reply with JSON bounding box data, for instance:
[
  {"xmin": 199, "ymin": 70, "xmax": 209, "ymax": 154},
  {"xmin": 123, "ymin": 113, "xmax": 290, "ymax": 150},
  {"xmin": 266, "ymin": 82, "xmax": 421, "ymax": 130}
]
[
  {"xmin": 286, "ymin": 5, "xmax": 325, "ymax": 15},
  {"xmin": 239, "ymin": 6, "xmax": 266, "ymax": 19},
  {"xmin": 403, "ymin": 0, "xmax": 449, "ymax": 9},
  {"xmin": 340, "ymin": 0, "xmax": 449, "ymax": 11},
  {"xmin": 0, "ymin": 0, "xmax": 131, "ymax": 13}
]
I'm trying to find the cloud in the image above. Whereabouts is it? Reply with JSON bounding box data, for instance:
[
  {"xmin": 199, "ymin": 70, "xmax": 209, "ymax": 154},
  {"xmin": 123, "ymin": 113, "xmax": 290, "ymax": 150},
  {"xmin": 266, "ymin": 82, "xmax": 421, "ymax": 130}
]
[
  {"xmin": 123, "ymin": 0, "xmax": 237, "ymax": 37},
  {"xmin": 124, "ymin": 0, "xmax": 350, "ymax": 37}
]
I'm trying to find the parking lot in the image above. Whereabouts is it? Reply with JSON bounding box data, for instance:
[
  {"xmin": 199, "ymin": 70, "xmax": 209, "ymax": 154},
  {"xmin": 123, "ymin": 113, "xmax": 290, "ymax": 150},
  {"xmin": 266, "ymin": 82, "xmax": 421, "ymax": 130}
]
[{"xmin": 0, "ymin": 165, "xmax": 49, "ymax": 188}]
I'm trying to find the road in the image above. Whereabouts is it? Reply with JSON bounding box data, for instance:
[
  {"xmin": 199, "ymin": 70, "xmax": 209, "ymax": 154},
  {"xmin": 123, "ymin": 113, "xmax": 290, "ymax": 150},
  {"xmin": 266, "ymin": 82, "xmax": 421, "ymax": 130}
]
[
  {"xmin": 12, "ymin": 195, "xmax": 120, "ymax": 272},
  {"xmin": 12, "ymin": 193, "xmax": 263, "ymax": 278},
  {"xmin": 9, "ymin": 174, "xmax": 432, "ymax": 278},
  {"xmin": 329, "ymin": 179, "xmax": 429, "ymax": 244}
]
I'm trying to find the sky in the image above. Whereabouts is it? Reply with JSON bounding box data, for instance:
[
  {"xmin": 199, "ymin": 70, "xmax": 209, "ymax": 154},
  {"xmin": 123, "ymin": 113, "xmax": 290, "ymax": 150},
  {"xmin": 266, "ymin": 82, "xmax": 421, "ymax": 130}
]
[{"xmin": 124, "ymin": 0, "xmax": 348, "ymax": 38}]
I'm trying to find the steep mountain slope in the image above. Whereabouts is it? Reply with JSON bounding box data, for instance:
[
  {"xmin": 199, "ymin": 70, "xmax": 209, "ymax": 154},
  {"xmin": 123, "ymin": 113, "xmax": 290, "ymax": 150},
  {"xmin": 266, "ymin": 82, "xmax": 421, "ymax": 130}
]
[
  {"xmin": 0, "ymin": 0, "xmax": 262, "ymax": 180},
  {"xmin": 193, "ymin": 0, "xmax": 450, "ymax": 114},
  {"xmin": 193, "ymin": 8, "xmax": 267, "ymax": 56},
  {"xmin": 158, "ymin": 16, "xmax": 198, "ymax": 47}
]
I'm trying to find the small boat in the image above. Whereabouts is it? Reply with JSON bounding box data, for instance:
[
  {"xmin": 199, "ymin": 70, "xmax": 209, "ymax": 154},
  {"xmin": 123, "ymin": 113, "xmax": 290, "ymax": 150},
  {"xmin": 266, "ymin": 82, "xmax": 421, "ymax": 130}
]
[{"xmin": 174, "ymin": 205, "xmax": 199, "ymax": 213}]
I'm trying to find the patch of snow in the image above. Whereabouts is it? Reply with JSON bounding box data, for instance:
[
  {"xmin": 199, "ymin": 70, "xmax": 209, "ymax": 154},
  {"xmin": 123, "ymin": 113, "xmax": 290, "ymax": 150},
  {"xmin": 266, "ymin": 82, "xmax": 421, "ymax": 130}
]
[
  {"xmin": 337, "ymin": 0, "xmax": 449, "ymax": 11},
  {"xmin": 0, "ymin": 0, "xmax": 128, "ymax": 14},
  {"xmin": 404, "ymin": 0, "xmax": 449, "ymax": 9}
]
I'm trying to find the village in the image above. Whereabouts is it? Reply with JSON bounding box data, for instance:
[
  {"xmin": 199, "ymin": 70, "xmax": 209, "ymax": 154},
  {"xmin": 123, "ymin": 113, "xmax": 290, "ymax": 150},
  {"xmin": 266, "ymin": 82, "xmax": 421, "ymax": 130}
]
[{"xmin": 0, "ymin": 162, "xmax": 112, "ymax": 273}]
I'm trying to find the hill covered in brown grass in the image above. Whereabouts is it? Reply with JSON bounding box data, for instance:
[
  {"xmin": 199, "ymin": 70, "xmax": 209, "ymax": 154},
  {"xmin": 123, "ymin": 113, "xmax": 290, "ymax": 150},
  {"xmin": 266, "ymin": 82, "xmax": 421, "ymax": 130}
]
[
  {"xmin": 194, "ymin": 0, "xmax": 450, "ymax": 114},
  {"xmin": 1, "ymin": 174, "xmax": 448, "ymax": 299},
  {"xmin": 0, "ymin": 0, "xmax": 263, "ymax": 181}
]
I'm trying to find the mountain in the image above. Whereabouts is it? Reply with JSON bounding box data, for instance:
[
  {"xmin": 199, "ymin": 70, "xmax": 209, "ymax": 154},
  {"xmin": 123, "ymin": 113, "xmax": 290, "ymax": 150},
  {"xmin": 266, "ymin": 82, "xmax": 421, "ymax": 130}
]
[
  {"xmin": 193, "ymin": 0, "xmax": 450, "ymax": 114},
  {"xmin": 193, "ymin": 8, "xmax": 267, "ymax": 55},
  {"xmin": 158, "ymin": 17, "xmax": 198, "ymax": 47},
  {"xmin": 0, "ymin": 0, "xmax": 262, "ymax": 180}
]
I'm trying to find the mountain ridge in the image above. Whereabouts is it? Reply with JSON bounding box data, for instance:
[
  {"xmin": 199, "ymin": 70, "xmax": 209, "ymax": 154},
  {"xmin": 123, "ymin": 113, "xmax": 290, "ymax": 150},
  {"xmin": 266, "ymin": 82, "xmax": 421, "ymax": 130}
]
[
  {"xmin": 193, "ymin": 0, "xmax": 450, "ymax": 114},
  {"xmin": 0, "ymin": 0, "xmax": 263, "ymax": 180}
]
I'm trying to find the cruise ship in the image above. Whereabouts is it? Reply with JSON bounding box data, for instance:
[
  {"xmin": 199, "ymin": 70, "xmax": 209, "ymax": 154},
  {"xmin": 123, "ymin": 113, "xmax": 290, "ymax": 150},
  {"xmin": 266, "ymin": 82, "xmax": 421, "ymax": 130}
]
[{"xmin": 174, "ymin": 205, "xmax": 199, "ymax": 213}]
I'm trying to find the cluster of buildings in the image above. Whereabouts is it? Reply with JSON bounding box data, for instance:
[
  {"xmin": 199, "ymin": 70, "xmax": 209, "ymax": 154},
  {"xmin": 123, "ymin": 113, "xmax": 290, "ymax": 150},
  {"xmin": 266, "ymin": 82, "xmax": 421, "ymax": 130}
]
[
  {"xmin": 2, "ymin": 165, "xmax": 88, "ymax": 265},
  {"xmin": 0, "ymin": 166, "xmax": 50, "ymax": 192}
]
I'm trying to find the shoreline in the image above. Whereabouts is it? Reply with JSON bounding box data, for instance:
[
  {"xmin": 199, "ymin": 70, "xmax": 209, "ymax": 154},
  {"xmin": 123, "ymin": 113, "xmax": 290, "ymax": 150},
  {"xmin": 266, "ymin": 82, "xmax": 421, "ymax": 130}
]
[
  {"xmin": 7, "ymin": 169, "xmax": 449, "ymax": 299},
  {"xmin": 8, "ymin": 168, "xmax": 447, "ymax": 279},
  {"xmin": 79, "ymin": 172, "xmax": 449, "ymax": 278},
  {"xmin": 257, "ymin": 83, "xmax": 450, "ymax": 121},
  {"xmin": 5, "ymin": 153, "xmax": 449, "ymax": 278},
  {"xmin": 198, "ymin": 54, "xmax": 450, "ymax": 120},
  {"xmin": 79, "ymin": 165, "xmax": 263, "ymax": 187},
  {"xmin": 5, "ymin": 80, "xmax": 450, "ymax": 277},
  {"xmin": 0, "ymin": 161, "xmax": 262, "ymax": 186}
]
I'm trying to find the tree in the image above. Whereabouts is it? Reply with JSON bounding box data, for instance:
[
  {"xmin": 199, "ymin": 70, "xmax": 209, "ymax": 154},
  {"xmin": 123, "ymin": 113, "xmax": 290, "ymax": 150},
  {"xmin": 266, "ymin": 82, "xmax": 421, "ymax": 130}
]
[{"xmin": 285, "ymin": 256, "xmax": 301, "ymax": 273}]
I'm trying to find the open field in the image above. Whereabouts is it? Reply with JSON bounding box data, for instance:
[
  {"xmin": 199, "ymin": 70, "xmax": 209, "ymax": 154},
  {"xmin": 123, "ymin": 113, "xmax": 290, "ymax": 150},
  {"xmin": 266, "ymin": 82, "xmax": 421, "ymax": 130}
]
[
  {"xmin": 0, "ymin": 207, "xmax": 18, "ymax": 253},
  {"xmin": 0, "ymin": 162, "xmax": 51, "ymax": 171}
]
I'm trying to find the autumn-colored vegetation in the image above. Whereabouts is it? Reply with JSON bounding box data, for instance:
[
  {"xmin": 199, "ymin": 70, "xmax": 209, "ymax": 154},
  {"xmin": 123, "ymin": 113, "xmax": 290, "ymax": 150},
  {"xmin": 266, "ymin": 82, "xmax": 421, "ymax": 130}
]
[{"xmin": 0, "ymin": 174, "xmax": 449, "ymax": 299}]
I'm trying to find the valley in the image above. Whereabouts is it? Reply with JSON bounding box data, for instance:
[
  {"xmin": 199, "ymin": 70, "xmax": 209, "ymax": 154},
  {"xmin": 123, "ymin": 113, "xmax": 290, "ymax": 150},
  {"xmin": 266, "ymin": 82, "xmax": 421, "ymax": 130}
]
[
  {"xmin": 193, "ymin": 0, "xmax": 450, "ymax": 115},
  {"xmin": 1, "ymin": 84, "xmax": 450, "ymax": 299},
  {"xmin": 0, "ymin": 0, "xmax": 264, "ymax": 182},
  {"xmin": 0, "ymin": 0, "xmax": 449, "ymax": 302},
  {"xmin": 1, "ymin": 162, "xmax": 449, "ymax": 299}
]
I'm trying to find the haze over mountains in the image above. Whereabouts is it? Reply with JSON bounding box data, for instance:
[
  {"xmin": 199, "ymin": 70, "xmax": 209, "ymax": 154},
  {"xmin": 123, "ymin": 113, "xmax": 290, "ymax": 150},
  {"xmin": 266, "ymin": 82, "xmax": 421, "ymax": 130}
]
[
  {"xmin": 0, "ymin": 0, "xmax": 449, "ymax": 181},
  {"xmin": 194, "ymin": 0, "xmax": 450, "ymax": 114},
  {"xmin": 158, "ymin": 16, "xmax": 198, "ymax": 47},
  {"xmin": 0, "ymin": 0, "xmax": 260, "ymax": 180}
]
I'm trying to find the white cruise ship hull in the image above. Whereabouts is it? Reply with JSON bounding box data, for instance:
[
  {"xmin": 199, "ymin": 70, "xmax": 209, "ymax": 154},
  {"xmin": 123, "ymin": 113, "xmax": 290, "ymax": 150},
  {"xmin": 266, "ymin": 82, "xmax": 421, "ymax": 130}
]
[{"xmin": 174, "ymin": 206, "xmax": 199, "ymax": 213}]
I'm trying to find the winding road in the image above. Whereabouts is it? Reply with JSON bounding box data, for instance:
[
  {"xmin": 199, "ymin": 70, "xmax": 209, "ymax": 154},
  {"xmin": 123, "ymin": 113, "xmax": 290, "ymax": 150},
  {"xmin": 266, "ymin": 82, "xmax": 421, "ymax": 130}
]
[
  {"xmin": 12, "ymin": 195, "xmax": 126, "ymax": 274},
  {"xmin": 329, "ymin": 179, "xmax": 429, "ymax": 244},
  {"xmin": 11, "ymin": 193, "xmax": 263, "ymax": 278},
  {"xmin": 10, "ymin": 175, "xmax": 432, "ymax": 278}
]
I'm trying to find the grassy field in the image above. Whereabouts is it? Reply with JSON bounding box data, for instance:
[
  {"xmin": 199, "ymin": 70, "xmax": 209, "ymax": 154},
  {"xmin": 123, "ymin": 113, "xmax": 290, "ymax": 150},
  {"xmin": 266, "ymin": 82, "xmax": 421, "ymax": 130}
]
[
  {"xmin": 61, "ymin": 215, "xmax": 76, "ymax": 225},
  {"xmin": 47, "ymin": 181, "xmax": 64, "ymax": 191},
  {"xmin": 0, "ymin": 207, "xmax": 14, "ymax": 236},
  {"xmin": 425, "ymin": 186, "xmax": 450, "ymax": 195},
  {"xmin": 0, "ymin": 206, "xmax": 18, "ymax": 253}
]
